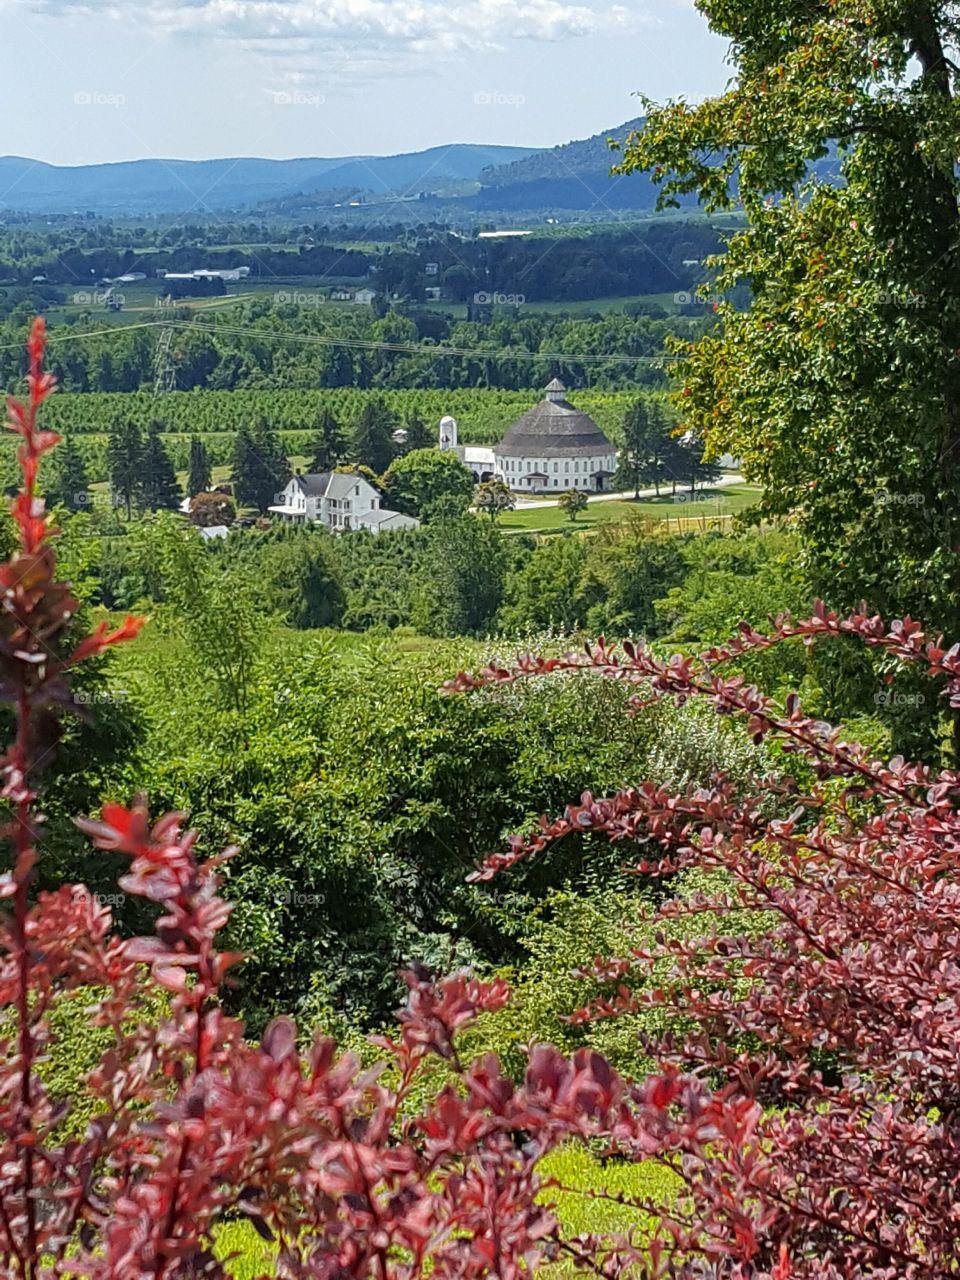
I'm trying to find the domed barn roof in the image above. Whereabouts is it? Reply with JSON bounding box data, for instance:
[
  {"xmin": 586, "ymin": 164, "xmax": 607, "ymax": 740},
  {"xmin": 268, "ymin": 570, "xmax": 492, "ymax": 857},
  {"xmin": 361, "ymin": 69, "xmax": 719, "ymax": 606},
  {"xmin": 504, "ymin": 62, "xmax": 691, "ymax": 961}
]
[{"xmin": 498, "ymin": 381, "xmax": 614, "ymax": 457}]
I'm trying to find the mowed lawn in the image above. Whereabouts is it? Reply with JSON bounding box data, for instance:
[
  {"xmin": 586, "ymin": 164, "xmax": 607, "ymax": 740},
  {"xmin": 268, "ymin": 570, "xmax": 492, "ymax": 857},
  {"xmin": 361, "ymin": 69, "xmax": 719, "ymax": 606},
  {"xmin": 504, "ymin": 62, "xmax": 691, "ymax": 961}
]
[{"xmin": 497, "ymin": 484, "xmax": 760, "ymax": 535}]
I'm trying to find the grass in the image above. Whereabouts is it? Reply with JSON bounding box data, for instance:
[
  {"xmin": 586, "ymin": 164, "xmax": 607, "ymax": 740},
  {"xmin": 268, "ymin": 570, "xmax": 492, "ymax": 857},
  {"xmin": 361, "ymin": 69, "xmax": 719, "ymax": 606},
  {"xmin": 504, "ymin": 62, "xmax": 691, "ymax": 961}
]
[
  {"xmin": 211, "ymin": 1145, "xmax": 678, "ymax": 1277},
  {"xmin": 497, "ymin": 484, "xmax": 760, "ymax": 535}
]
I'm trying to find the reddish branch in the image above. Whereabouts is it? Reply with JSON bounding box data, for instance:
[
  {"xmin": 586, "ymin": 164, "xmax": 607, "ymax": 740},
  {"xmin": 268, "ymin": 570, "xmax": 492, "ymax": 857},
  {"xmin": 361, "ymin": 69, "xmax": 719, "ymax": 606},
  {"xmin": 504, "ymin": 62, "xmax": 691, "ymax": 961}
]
[{"xmin": 444, "ymin": 613, "xmax": 960, "ymax": 1276}]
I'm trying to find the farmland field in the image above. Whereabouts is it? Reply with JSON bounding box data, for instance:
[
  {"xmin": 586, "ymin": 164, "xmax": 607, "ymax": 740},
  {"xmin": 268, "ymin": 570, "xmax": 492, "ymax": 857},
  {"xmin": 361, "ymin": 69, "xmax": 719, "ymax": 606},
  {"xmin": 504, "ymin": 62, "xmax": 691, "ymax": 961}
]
[{"xmin": 499, "ymin": 484, "xmax": 759, "ymax": 533}]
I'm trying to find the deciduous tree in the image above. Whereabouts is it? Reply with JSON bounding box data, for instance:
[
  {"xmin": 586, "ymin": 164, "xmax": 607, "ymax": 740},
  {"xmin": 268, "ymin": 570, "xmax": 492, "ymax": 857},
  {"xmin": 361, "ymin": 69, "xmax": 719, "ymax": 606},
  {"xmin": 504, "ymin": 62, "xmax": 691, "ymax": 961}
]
[
  {"xmin": 474, "ymin": 478, "xmax": 515, "ymax": 522},
  {"xmin": 382, "ymin": 448, "xmax": 475, "ymax": 520},
  {"xmin": 558, "ymin": 488, "xmax": 588, "ymax": 522},
  {"xmin": 617, "ymin": 0, "xmax": 960, "ymax": 759}
]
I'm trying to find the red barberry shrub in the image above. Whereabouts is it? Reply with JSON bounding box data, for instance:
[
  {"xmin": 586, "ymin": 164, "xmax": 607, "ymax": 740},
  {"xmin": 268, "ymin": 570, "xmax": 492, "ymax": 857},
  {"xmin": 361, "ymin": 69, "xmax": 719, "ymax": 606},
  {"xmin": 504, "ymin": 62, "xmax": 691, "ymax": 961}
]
[{"xmin": 447, "ymin": 618, "xmax": 960, "ymax": 1277}]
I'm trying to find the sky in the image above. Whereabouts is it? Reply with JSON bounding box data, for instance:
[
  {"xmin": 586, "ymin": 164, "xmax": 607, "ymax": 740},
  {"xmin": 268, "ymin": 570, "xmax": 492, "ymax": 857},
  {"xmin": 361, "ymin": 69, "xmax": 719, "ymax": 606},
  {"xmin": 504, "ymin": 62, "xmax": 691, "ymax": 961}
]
[{"xmin": 0, "ymin": 0, "xmax": 731, "ymax": 165}]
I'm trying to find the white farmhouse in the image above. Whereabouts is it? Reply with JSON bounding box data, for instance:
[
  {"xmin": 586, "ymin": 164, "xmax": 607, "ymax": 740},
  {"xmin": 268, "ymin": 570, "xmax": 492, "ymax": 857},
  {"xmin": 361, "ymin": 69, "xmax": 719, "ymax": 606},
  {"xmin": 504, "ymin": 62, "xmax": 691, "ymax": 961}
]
[{"xmin": 269, "ymin": 470, "xmax": 419, "ymax": 534}]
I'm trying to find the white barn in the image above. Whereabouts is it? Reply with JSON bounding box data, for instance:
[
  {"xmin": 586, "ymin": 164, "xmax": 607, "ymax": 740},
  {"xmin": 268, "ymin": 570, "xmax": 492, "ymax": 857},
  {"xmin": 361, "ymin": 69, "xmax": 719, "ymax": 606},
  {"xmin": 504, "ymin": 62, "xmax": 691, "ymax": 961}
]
[
  {"xmin": 495, "ymin": 380, "xmax": 617, "ymax": 493},
  {"xmin": 269, "ymin": 470, "xmax": 419, "ymax": 534}
]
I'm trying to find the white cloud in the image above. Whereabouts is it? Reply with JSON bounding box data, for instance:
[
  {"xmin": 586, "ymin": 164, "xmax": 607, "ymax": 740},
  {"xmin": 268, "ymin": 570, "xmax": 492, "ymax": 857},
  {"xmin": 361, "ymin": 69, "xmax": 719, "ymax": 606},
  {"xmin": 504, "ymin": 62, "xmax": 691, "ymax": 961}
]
[{"xmin": 25, "ymin": 0, "xmax": 648, "ymax": 79}]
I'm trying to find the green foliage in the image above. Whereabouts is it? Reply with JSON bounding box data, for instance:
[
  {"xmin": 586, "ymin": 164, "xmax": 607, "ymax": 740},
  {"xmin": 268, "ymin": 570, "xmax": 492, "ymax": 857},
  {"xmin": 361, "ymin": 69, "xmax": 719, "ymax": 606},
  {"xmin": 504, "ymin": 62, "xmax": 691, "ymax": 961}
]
[
  {"xmin": 557, "ymin": 489, "xmax": 589, "ymax": 522},
  {"xmin": 352, "ymin": 395, "xmax": 396, "ymax": 474},
  {"xmin": 499, "ymin": 535, "xmax": 590, "ymax": 633},
  {"xmin": 39, "ymin": 984, "xmax": 169, "ymax": 1141},
  {"xmin": 381, "ymin": 449, "xmax": 474, "ymax": 520},
  {"xmin": 230, "ymin": 419, "xmax": 289, "ymax": 513},
  {"xmin": 187, "ymin": 437, "xmax": 212, "ymax": 498},
  {"xmin": 105, "ymin": 613, "xmax": 779, "ymax": 1031},
  {"xmin": 618, "ymin": 0, "xmax": 960, "ymax": 758},
  {"xmin": 106, "ymin": 418, "xmax": 143, "ymax": 518},
  {"xmin": 412, "ymin": 516, "xmax": 509, "ymax": 636},
  {"xmin": 307, "ymin": 406, "xmax": 347, "ymax": 473},
  {"xmin": 578, "ymin": 518, "xmax": 687, "ymax": 638},
  {"xmin": 240, "ymin": 527, "xmax": 345, "ymax": 631},
  {"xmin": 45, "ymin": 435, "xmax": 89, "ymax": 512},
  {"xmin": 619, "ymin": 395, "xmax": 674, "ymax": 496},
  {"xmin": 152, "ymin": 517, "xmax": 265, "ymax": 713},
  {"xmin": 141, "ymin": 420, "xmax": 181, "ymax": 511},
  {"xmin": 473, "ymin": 478, "xmax": 515, "ymax": 522},
  {"xmin": 401, "ymin": 412, "xmax": 433, "ymax": 452}
]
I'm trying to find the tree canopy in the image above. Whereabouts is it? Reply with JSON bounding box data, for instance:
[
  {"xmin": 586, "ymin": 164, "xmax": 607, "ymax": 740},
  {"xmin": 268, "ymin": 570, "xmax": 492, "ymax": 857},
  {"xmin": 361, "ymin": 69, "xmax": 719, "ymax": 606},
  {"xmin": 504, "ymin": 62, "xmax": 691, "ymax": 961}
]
[
  {"xmin": 381, "ymin": 449, "xmax": 475, "ymax": 520},
  {"xmin": 617, "ymin": 0, "xmax": 960, "ymax": 758}
]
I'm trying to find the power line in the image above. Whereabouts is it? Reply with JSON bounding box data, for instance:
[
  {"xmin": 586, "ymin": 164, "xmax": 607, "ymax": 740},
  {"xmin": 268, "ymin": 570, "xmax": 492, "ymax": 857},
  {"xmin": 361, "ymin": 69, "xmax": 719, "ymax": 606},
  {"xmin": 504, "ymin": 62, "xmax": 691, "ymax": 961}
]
[
  {"xmin": 164, "ymin": 318, "xmax": 674, "ymax": 365},
  {"xmin": 0, "ymin": 313, "xmax": 680, "ymax": 366}
]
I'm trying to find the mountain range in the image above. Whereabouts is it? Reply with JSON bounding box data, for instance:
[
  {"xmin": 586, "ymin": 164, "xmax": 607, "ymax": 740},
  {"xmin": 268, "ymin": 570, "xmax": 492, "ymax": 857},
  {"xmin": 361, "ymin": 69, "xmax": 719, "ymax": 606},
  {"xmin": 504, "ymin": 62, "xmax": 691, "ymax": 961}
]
[
  {"xmin": 0, "ymin": 120, "xmax": 844, "ymax": 218},
  {"xmin": 473, "ymin": 117, "xmax": 686, "ymax": 212},
  {"xmin": 0, "ymin": 144, "xmax": 538, "ymax": 215}
]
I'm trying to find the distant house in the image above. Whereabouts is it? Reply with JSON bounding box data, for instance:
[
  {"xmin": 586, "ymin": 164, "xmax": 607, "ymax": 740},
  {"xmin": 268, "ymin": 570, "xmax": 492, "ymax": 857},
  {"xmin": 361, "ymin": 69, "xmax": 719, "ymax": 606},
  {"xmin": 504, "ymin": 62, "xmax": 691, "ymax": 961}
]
[
  {"xmin": 269, "ymin": 470, "xmax": 419, "ymax": 534},
  {"xmin": 199, "ymin": 525, "xmax": 230, "ymax": 541},
  {"xmin": 354, "ymin": 288, "xmax": 376, "ymax": 305}
]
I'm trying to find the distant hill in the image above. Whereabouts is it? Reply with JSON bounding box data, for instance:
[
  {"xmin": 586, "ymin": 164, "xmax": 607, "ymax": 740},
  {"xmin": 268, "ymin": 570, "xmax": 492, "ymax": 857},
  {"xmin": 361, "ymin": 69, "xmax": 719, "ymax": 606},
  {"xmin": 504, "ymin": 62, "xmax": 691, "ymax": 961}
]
[
  {"xmin": 0, "ymin": 144, "xmax": 538, "ymax": 215},
  {"xmin": 479, "ymin": 117, "xmax": 645, "ymax": 187},
  {"xmin": 474, "ymin": 117, "xmax": 700, "ymax": 212},
  {"xmin": 0, "ymin": 120, "xmax": 844, "ymax": 219},
  {"xmin": 473, "ymin": 117, "xmax": 843, "ymax": 213}
]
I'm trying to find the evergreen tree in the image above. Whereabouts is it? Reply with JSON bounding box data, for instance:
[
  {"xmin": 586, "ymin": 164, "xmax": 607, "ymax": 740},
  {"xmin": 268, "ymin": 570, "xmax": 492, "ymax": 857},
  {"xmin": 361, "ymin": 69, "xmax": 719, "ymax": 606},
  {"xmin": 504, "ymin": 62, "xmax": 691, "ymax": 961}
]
[
  {"xmin": 233, "ymin": 420, "xmax": 291, "ymax": 513},
  {"xmin": 141, "ymin": 421, "xmax": 182, "ymax": 511},
  {"xmin": 46, "ymin": 436, "xmax": 89, "ymax": 512},
  {"xmin": 674, "ymin": 430, "xmax": 723, "ymax": 495},
  {"xmin": 621, "ymin": 398, "xmax": 676, "ymax": 497},
  {"xmin": 187, "ymin": 437, "xmax": 212, "ymax": 498},
  {"xmin": 107, "ymin": 419, "xmax": 143, "ymax": 519},
  {"xmin": 403, "ymin": 412, "xmax": 433, "ymax": 453},
  {"xmin": 252, "ymin": 417, "xmax": 291, "ymax": 512},
  {"xmin": 352, "ymin": 397, "xmax": 396, "ymax": 476},
  {"xmin": 308, "ymin": 407, "xmax": 346, "ymax": 474},
  {"xmin": 230, "ymin": 425, "xmax": 260, "ymax": 511},
  {"xmin": 621, "ymin": 398, "xmax": 654, "ymax": 499}
]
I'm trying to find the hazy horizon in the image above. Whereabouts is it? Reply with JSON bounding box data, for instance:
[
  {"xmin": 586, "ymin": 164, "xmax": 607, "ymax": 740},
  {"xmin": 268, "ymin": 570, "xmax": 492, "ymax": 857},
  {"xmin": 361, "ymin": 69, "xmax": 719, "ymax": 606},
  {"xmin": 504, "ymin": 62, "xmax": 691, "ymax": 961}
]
[{"xmin": 0, "ymin": 0, "xmax": 730, "ymax": 167}]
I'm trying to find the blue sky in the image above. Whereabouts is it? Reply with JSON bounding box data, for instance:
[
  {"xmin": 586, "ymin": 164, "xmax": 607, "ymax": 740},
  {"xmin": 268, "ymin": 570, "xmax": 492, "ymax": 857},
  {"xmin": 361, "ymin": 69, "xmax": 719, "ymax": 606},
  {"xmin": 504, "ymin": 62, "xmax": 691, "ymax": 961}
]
[{"xmin": 0, "ymin": 0, "xmax": 731, "ymax": 164}]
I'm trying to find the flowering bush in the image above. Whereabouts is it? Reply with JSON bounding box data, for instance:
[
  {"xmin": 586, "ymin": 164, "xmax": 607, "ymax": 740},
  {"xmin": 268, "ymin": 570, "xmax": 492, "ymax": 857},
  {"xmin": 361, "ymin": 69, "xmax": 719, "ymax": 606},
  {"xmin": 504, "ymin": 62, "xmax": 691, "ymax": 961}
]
[{"xmin": 5, "ymin": 320, "xmax": 960, "ymax": 1278}]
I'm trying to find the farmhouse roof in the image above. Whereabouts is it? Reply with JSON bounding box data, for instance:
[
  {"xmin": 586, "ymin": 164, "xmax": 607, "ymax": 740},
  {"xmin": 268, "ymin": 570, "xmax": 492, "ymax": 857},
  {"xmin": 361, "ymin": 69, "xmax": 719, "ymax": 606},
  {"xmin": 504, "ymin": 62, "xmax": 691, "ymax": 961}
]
[{"xmin": 294, "ymin": 470, "xmax": 377, "ymax": 500}]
